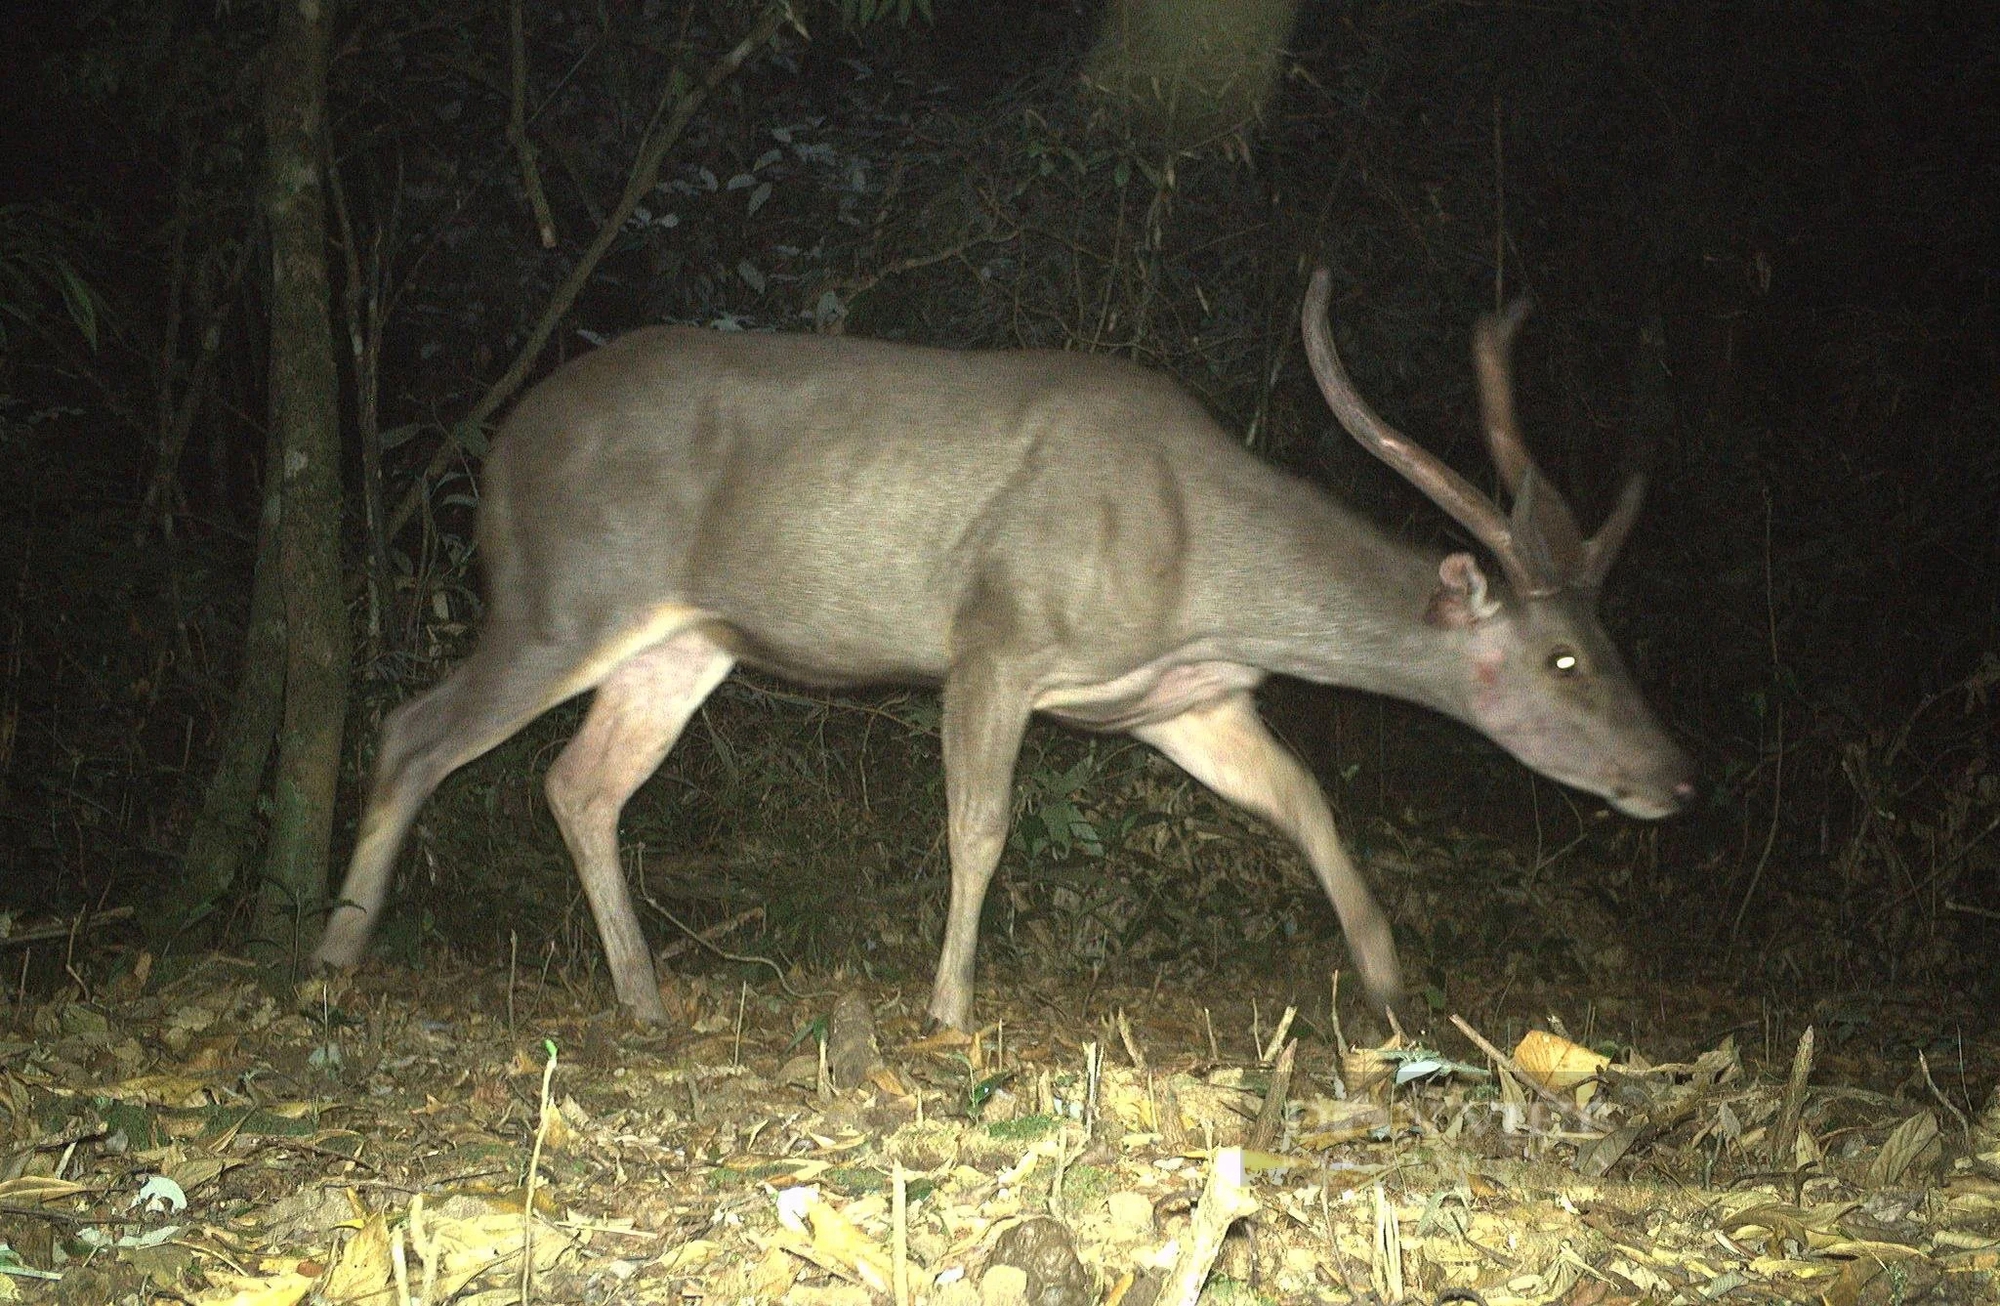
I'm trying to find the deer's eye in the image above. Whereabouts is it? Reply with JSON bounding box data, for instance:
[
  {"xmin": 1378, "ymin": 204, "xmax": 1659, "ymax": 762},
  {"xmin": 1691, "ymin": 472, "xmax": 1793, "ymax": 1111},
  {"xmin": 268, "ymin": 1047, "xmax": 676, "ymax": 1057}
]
[{"xmin": 1548, "ymin": 647, "xmax": 1581, "ymax": 677}]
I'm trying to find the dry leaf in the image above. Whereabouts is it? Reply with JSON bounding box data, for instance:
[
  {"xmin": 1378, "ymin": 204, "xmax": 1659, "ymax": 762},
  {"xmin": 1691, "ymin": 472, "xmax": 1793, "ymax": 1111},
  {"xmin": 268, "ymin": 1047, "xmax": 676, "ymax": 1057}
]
[
  {"xmin": 1513, "ymin": 1029, "xmax": 1609, "ymax": 1103},
  {"xmin": 191, "ymin": 1264, "xmax": 319, "ymax": 1306},
  {"xmin": 0, "ymin": 1176, "xmax": 92, "ymax": 1205},
  {"xmin": 320, "ymin": 1212, "xmax": 393, "ymax": 1304},
  {"xmin": 1865, "ymin": 1111, "xmax": 1939, "ymax": 1188}
]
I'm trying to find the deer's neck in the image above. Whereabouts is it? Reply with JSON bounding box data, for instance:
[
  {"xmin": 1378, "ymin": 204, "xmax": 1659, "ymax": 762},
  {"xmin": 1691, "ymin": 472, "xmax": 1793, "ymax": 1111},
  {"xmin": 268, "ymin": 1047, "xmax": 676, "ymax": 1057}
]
[{"xmin": 1197, "ymin": 488, "xmax": 1473, "ymax": 721}]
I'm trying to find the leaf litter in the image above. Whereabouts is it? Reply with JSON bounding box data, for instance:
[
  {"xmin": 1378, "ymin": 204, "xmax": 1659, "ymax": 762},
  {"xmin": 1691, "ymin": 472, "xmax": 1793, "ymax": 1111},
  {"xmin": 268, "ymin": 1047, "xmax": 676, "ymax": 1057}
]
[{"xmin": 0, "ymin": 948, "xmax": 1995, "ymax": 1305}]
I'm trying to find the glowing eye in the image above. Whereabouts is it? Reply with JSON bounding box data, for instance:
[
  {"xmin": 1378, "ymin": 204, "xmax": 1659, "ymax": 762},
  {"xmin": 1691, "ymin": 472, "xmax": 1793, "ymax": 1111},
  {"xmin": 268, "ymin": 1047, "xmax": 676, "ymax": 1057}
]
[{"xmin": 1549, "ymin": 648, "xmax": 1580, "ymax": 676}]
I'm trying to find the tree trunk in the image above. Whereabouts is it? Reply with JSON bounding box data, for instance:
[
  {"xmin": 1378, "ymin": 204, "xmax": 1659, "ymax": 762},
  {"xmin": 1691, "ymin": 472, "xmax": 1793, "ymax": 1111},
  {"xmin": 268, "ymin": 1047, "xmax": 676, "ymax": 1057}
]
[
  {"xmin": 254, "ymin": 0, "xmax": 349, "ymax": 962},
  {"xmin": 159, "ymin": 426, "xmax": 287, "ymax": 949}
]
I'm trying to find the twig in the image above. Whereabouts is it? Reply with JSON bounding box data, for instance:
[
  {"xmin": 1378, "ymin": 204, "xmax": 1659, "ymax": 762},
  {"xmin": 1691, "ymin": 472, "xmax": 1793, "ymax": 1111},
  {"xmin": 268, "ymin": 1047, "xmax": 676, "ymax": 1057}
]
[
  {"xmin": 137, "ymin": 236, "xmax": 255, "ymax": 535},
  {"xmin": 1161, "ymin": 1147, "xmax": 1258, "ymax": 1306},
  {"xmin": 63, "ymin": 910, "xmax": 90, "ymax": 1000},
  {"xmin": 1247, "ymin": 1039, "xmax": 1296, "ymax": 1152},
  {"xmin": 1321, "ymin": 1183, "xmax": 1366, "ymax": 1301},
  {"xmin": 507, "ymin": 0, "xmax": 558, "ymax": 247},
  {"xmin": 521, "ymin": 1040, "xmax": 558, "ymax": 1304},
  {"xmin": 1918, "ymin": 1050, "xmax": 1971, "ymax": 1137},
  {"xmin": 733, "ymin": 980, "xmax": 747, "ymax": 1068},
  {"xmin": 1115, "ymin": 1007, "xmax": 1148, "ymax": 1072},
  {"xmin": 821, "ymin": 225, "xmax": 1020, "ymax": 333},
  {"xmin": 326, "ymin": 146, "xmax": 398, "ymax": 654},
  {"xmin": 507, "ymin": 929, "xmax": 518, "ymax": 1037},
  {"xmin": 1082, "ymin": 1041, "xmax": 1103, "ymax": 1134},
  {"xmin": 1371, "ymin": 1183, "xmax": 1403, "ymax": 1303},
  {"xmin": 1259, "ymin": 1005, "xmax": 1297, "ymax": 1066},
  {"xmin": 1731, "ymin": 484, "xmax": 1784, "ymax": 947},
  {"xmin": 0, "ymin": 906, "xmax": 135, "ymax": 949},
  {"xmin": 1766, "ymin": 1024, "xmax": 1813, "ymax": 1167},
  {"xmin": 893, "ymin": 1162, "xmax": 910, "ymax": 1306},
  {"xmin": 654, "ymin": 905, "xmax": 765, "ymax": 961},
  {"xmin": 0, "ymin": 1203, "xmax": 133, "ymax": 1225},
  {"xmin": 388, "ymin": 1, "xmax": 792, "ymax": 541},
  {"xmin": 638, "ymin": 880, "xmax": 828, "ymax": 1000},
  {"xmin": 1329, "ymin": 970, "xmax": 1348, "ymax": 1056}
]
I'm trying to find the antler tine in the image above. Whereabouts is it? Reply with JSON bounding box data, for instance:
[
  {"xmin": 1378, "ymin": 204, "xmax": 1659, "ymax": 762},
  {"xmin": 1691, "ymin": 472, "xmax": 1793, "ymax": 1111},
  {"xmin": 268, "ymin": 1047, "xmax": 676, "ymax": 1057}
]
[
  {"xmin": 1304, "ymin": 270, "xmax": 1536, "ymax": 596},
  {"xmin": 1473, "ymin": 297, "xmax": 1593, "ymax": 592},
  {"xmin": 1302, "ymin": 268, "xmax": 1534, "ymax": 595},
  {"xmin": 1580, "ymin": 468, "xmax": 1648, "ymax": 588}
]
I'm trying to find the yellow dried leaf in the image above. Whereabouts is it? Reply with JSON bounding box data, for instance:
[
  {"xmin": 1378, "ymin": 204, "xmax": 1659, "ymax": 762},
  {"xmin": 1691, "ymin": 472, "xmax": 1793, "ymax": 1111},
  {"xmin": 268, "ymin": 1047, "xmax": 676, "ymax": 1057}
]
[
  {"xmin": 191, "ymin": 1267, "xmax": 318, "ymax": 1306},
  {"xmin": 420, "ymin": 1211, "xmax": 576, "ymax": 1300},
  {"xmin": 1945, "ymin": 1175, "xmax": 2000, "ymax": 1211},
  {"xmin": 535, "ymin": 1107, "xmax": 573, "ymax": 1152},
  {"xmin": 659, "ymin": 1238, "xmax": 720, "ymax": 1272},
  {"xmin": 1339, "ymin": 1045, "xmax": 1396, "ymax": 1102},
  {"xmin": 777, "ymin": 1189, "xmax": 893, "ymax": 1292},
  {"xmin": 320, "ymin": 1212, "xmax": 393, "ymax": 1304},
  {"xmin": 1512, "ymin": 1030, "xmax": 1608, "ymax": 1101},
  {"xmin": 1820, "ymin": 1238, "xmax": 1924, "ymax": 1261},
  {"xmin": 903, "ymin": 1028, "xmax": 972, "ymax": 1054},
  {"xmin": 1295, "ymin": 1096, "xmax": 1393, "ymax": 1146},
  {"xmin": 108, "ymin": 1073, "xmax": 214, "ymax": 1107},
  {"xmin": 750, "ymin": 1242, "xmax": 798, "ymax": 1297},
  {"xmin": 867, "ymin": 1065, "xmax": 912, "ymax": 1097},
  {"xmin": 0, "ymin": 1176, "xmax": 92, "ymax": 1204}
]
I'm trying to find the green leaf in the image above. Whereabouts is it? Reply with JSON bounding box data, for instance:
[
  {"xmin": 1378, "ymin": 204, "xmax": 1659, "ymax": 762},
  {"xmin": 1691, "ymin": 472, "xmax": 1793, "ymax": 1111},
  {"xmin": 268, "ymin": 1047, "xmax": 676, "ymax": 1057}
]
[
  {"xmin": 1055, "ymin": 756, "xmax": 1096, "ymax": 796},
  {"xmin": 55, "ymin": 265, "xmax": 98, "ymax": 350},
  {"xmin": 448, "ymin": 419, "xmax": 488, "ymax": 458}
]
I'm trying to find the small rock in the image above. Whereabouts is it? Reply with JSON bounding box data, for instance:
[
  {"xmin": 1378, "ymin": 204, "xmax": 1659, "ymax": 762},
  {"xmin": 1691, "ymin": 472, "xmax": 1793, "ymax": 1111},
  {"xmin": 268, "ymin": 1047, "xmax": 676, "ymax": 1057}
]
[
  {"xmin": 1104, "ymin": 1190, "xmax": 1155, "ymax": 1236},
  {"xmin": 989, "ymin": 1217, "xmax": 1093, "ymax": 1306},
  {"xmin": 1117, "ymin": 1269, "xmax": 1165, "ymax": 1306},
  {"xmin": 979, "ymin": 1263, "xmax": 1030, "ymax": 1306},
  {"xmin": 932, "ymin": 1279, "xmax": 981, "ymax": 1306}
]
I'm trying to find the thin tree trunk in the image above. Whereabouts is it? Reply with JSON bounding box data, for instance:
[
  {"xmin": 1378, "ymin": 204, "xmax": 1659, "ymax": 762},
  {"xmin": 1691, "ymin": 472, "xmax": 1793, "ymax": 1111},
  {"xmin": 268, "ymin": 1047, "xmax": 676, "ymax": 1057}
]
[
  {"xmin": 159, "ymin": 426, "xmax": 287, "ymax": 949},
  {"xmin": 254, "ymin": 0, "xmax": 349, "ymax": 962}
]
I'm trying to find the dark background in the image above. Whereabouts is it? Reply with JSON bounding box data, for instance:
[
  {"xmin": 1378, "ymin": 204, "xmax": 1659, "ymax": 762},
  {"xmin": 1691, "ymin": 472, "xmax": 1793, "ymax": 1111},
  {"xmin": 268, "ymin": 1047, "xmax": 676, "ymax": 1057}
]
[{"xmin": 0, "ymin": 1, "xmax": 1993, "ymax": 1050}]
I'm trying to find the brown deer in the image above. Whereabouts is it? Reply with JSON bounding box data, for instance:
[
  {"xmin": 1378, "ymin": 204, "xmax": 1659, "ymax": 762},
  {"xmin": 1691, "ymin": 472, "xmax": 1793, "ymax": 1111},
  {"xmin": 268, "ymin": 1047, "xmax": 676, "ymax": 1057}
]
[{"xmin": 314, "ymin": 267, "xmax": 1692, "ymax": 1029}]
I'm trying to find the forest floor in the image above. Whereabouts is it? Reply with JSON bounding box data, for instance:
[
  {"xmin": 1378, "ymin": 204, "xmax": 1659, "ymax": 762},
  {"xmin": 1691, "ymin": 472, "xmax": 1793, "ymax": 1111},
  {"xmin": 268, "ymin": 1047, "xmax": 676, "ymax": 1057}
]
[{"xmin": 2, "ymin": 919, "xmax": 1995, "ymax": 1305}]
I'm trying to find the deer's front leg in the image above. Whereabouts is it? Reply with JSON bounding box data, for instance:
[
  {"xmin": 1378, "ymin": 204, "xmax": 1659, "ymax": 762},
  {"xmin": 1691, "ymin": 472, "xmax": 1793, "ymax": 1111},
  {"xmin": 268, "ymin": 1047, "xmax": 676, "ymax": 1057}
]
[{"xmin": 1134, "ymin": 691, "xmax": 1405, "ymax": 1019}]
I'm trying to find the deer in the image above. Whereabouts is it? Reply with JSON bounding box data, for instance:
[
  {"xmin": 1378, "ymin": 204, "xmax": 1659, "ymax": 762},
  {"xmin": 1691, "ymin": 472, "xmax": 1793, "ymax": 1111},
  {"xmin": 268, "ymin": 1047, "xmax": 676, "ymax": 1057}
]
[{"xmin": 312, "ymin": 266, "xmax": 1694, "ymax": 1031}]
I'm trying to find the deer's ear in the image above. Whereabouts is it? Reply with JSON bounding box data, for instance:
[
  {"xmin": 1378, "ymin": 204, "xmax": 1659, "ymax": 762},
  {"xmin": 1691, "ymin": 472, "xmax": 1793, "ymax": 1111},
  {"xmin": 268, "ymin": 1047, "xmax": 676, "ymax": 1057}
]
[{"xmin": 1426, "ymin": 552, "xmax": 1500, "ymax": 629}]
